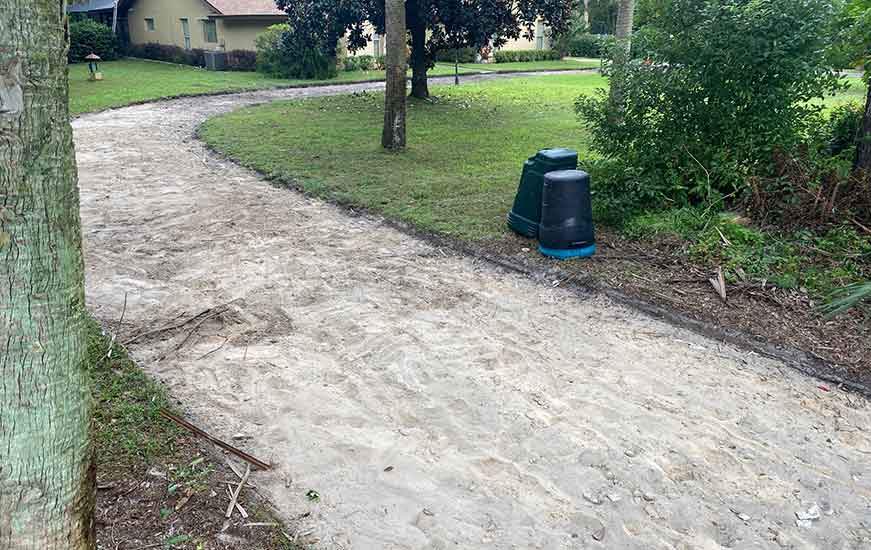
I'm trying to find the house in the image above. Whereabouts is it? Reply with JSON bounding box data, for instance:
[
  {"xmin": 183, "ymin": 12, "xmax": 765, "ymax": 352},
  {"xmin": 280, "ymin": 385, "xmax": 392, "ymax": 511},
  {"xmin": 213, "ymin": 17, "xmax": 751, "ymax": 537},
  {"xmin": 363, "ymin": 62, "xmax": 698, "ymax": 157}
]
[
  {"xmin": 122, "ymin": 0, "xmax": 285, "ymax": 52},
  {"xmin": 69, "ymin": 0, "xmax": 118, "ymax": 28}
]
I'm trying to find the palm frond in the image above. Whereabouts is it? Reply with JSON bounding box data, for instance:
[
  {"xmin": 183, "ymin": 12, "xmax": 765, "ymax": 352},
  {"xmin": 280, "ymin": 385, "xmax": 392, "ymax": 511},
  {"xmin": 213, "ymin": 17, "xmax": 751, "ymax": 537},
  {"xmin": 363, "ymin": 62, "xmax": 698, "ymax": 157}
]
[{"xmin": 820, "ymin": 282, "xmax": 871, "ymax": 318}]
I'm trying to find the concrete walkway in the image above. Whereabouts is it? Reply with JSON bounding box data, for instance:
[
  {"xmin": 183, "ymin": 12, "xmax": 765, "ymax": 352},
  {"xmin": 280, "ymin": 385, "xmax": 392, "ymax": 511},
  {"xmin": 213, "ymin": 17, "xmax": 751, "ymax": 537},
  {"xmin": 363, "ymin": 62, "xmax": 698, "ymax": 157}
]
[{"xmin": 75, "ymin": 74, "xmax": 871, "ymax": 550}]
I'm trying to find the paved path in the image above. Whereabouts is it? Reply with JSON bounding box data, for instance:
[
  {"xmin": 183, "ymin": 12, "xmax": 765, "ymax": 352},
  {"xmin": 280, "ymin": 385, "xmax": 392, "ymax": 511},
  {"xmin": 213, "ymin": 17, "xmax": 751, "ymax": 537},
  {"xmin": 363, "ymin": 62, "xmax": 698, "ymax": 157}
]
[{"xmin": 75, "ymin": 74, "xmax": 871, "ymax": 550}]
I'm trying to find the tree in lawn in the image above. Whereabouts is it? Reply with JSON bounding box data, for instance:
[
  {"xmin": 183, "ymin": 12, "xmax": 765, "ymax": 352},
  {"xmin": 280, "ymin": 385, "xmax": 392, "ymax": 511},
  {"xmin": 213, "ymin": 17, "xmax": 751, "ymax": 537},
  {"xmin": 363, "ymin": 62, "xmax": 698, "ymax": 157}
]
[
  {"xmin": 360, "ymin": 0, "xmax": 579, "ymax": 99},
  {"xmin": 382, "ymin": 0, "xmax": 408, "ymax": 149},
  {"xmin": 0, "ymin": 1, "xmax": 95, "ymax": 548}
]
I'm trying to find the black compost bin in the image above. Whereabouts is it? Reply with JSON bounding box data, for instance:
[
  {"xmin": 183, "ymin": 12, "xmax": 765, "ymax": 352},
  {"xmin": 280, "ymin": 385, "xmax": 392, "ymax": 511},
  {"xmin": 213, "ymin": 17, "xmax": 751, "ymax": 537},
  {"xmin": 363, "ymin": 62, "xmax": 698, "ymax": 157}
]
[
  {"xmin": 507, "ymin": 148, "xmax": 578, "ymax": 238},
  {"xmin": 538, "ymin": 169, "xmax": 596, "ymax": 259}
]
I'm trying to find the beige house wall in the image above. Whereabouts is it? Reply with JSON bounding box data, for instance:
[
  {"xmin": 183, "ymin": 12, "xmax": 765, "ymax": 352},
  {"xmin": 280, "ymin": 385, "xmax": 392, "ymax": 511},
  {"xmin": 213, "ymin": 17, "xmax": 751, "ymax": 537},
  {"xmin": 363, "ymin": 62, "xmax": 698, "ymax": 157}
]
[
  {"xmin": 126, "ymin": 0, "xmax": 282, "ymax": 52},
  {"xmin": 127, "ymin": 0, "xmax": 218, "ymax": 50},
  {"xmin": 216, "ymin": 16, "xmax": 286, "ymax": 51}
]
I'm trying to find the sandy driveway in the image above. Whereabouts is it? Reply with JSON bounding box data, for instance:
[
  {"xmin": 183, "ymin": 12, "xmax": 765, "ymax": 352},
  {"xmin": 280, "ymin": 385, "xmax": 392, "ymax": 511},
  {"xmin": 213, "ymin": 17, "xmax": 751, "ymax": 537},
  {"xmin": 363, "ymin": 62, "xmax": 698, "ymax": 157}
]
[{"xmin": 75, "ymin": 75, "xmax": 871, "ymax": 550}]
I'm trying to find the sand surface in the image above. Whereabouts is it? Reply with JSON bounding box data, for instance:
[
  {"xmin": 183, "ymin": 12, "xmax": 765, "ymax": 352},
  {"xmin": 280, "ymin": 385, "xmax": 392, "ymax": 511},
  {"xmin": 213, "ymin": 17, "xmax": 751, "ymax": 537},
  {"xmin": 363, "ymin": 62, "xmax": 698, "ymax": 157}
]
[{"xmin": 75, "ymin": 76, "xmax": 871, "ymax": 549}]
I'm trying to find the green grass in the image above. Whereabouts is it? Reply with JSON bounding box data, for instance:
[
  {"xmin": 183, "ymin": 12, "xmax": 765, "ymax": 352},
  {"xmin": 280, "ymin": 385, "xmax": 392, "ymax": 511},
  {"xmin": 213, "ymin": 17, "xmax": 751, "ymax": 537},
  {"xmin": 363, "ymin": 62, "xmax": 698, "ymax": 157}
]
[
  {"xmin": 200, "ymin": 73, "xmax": 868, "ymax": 301},
  {"xmin": 69, "ymin": 58, "xmax": 592, "ymax": 115},
  {"xmin": 200, "ymin": 73, "xmax": 605, "ymax": 240},
  {"xmin": 86, "ymin": 317, "xmax": 179, "ymax": 464}
]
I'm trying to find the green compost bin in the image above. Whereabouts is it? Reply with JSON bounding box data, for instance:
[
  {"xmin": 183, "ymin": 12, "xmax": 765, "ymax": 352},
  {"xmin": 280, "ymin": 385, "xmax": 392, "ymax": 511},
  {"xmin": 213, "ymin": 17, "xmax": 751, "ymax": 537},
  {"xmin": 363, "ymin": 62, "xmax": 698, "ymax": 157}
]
[{"xmin": 507, "ymin": 148, "xmax": 578, "ymax": 238}]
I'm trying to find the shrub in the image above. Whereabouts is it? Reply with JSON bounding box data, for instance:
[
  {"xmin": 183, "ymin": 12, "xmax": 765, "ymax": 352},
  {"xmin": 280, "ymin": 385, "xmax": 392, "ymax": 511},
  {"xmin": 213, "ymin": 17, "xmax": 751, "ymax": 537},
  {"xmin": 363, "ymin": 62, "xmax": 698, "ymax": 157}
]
[
  {"xmin": 435, "ymin": 47, "xmax": 478, "ymax": 63},
  {"xmin": 564, "ymin": 34, "xmax": 604, "ymax": 58},
  {"xmin": 576, "ymin": 0, "xmax": 844, "ymax": 206},
  {"xmin": 226, "ymin": 49, "xmax": 257, "ymax": 71},
  {"xmin": 343, "ymin": 55, "xmax": 378, "ymax": 72},
  {"xmin": 255, "ymin": 23, "xmax": 336, "ymax": 79},
  {"xmin": 493, "ymin": 49, "xmax": 561, "ymax": 63},
  {"xmin": 255, "ymin": 24, "xmax": 290, "ymax": 76},
  {"xmin": 821, "ymin": 103, "xmax": 865, "ymax": 158},
  {"xmin": 128, "ymin": 43, "xmax": 205, "ymax": 67},
  {"xmin": 69, "ymin": 19, "xmax": 117, "ymax": 63}
]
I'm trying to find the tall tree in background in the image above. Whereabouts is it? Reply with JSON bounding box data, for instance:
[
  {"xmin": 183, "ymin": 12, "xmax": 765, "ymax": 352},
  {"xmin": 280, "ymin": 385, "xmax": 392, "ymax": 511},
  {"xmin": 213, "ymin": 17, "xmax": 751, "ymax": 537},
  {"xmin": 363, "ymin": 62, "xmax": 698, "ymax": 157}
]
[
  {"xmin": 281, "ymin": 0, "xmax": 578, "ymax": 100},
  {"xmin": 608, "ymin": 0, "xmax": 635, "ymax": 111},
  {"xmin": 0, "ymin": 1, "xmax": 94, "ymax": 548},
  {"xmin": 382, "ymin": 0, "xmax": 408, "ymax": 149}
]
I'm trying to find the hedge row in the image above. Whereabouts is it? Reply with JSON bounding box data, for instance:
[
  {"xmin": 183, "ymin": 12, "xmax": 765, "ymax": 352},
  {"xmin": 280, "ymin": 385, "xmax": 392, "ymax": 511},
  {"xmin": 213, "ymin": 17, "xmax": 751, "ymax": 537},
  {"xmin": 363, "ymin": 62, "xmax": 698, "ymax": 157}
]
[
  {"xmin": 69, "ymin": 19, "xmax": 118, "ymax": 63},
  {"xmin": 127, "ymin": 42, "xmax": 256, "ymax": 71},
  {"xmin": 493, "ymin": 49, "xmax": 561, "ymax": 63}
]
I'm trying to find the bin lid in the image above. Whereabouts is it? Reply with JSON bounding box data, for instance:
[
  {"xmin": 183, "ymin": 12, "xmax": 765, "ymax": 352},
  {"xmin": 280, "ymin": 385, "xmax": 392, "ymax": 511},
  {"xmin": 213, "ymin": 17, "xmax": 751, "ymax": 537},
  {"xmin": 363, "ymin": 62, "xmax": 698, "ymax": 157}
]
[
  {"xmin": 536, "ymin": 148, "xmax": 578, "ymax": 166},
  {"xmin": 544, "ymin": 169, "xmax": 590, "ymax": 184}
]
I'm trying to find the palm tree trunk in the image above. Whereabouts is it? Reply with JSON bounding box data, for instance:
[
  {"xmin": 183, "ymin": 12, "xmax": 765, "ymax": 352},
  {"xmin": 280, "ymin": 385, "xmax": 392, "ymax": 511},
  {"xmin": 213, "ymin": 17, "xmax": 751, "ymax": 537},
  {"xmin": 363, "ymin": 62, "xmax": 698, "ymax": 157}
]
[
  {"xmin": 382, "ymin": 0, "xmax": 408, "ymax": 149},
  {"xmin": 608, "ymin": 0, "xmax": 635, "ymax": 113},
  {"xmin": 855, "ymin": 83, "xmax": 871, "ymax": 174},
  {"xmin": 0, "ymin": 1, "xmax": 94, "ymax": 548},
  {"xmin": 584, "ymin": 0, "xmax": 590, "ymax": 27}
]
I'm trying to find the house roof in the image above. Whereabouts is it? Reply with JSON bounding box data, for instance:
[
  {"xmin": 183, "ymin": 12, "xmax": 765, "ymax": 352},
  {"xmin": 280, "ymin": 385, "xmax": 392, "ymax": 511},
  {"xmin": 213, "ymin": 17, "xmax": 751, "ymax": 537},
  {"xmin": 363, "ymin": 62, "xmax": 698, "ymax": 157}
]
[
  {"xmin": 204, "ymin": 0, "xmax": 284, "ymax": 16},
  {"xmin": 68, "ymin": 0, "xmax": 116, "ymax": 12}
]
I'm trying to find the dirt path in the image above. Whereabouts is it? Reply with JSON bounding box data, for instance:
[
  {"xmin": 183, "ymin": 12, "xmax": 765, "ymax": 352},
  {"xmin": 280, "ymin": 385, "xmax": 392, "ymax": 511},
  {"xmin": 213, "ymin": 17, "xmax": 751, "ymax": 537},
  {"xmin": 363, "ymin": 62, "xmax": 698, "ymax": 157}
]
[{"xmin": 75, "ymin": 75, "xmax": 871, "ymax": 550}]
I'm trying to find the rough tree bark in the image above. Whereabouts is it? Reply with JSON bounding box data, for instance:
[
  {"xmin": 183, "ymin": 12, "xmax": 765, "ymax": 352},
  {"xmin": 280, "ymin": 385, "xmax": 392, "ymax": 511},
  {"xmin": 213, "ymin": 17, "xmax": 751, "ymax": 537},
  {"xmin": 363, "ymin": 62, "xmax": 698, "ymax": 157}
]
[
  {"xmin": 382, "ymin": 0, "xmax": 408, "ymax": 149},
  {"xmin": 855, "ymin": 83, "xmax": 871, "ymax": 174},
  {"xmin": 408, "ymin": 0, "xmax": 430, "ymax": 99},
  {"xmin": 0, "ymin": 1, "xmax": 95, "ymax": 549},
  {"xmin": 609, "ymin": 0, "xmax": 635, "ymax": 113}
]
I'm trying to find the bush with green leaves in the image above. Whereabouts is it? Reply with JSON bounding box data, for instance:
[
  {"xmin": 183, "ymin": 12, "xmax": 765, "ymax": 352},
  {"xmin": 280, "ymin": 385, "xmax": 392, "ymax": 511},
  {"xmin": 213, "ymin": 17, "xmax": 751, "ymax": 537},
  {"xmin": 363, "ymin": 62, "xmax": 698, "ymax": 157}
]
[
  {"xmin": 343, "ymin": 54, "xmax": 378, "ymax": 71},
  {"xmin": 68, "ymin": 18, "xmax": 117, "ymax": 63},
  {"xmin": 494, "ymin": 49, "xmax": 561, "ymax": 63},
  {"xmin": 576, "ymin": 0, "xmax": 843, "ymax": 206},
  {"xmin": 255, "ymin": 23, "xmax": 337, "ymax": 79},
  {"xmin": 435, "ymin": 47, "xmax": 478, "ymax": 63}
]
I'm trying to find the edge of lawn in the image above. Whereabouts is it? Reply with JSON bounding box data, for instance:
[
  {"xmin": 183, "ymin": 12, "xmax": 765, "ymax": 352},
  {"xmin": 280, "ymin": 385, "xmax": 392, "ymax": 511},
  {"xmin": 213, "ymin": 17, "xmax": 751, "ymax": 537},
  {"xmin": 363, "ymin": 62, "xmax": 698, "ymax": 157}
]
[
  {"xmin": 72, "ymin": 61, "xmax": 599, "ymax": 118},
  {"xmin": 194, "ymin": 123, "xmax": 871, "ymax": 399},
  {"xmin": 88, "ymin": 317, "xmax": 305, "ymax": 549}
]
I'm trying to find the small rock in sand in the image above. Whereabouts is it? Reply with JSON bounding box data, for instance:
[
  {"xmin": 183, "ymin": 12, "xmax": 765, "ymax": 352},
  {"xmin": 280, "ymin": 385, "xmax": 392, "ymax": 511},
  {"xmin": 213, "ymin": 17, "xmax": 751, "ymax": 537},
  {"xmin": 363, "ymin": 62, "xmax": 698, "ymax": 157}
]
[
  {"xmin": 592, "ymin": 525, "xmax": 606, "ymax": 542},
  {"xmin": 796, "ymin": 504, "xmax": 821, "ymax": 522},
  {"xmin": 583, "ymin": 492, "xmax": 602, "ymax": 505}
]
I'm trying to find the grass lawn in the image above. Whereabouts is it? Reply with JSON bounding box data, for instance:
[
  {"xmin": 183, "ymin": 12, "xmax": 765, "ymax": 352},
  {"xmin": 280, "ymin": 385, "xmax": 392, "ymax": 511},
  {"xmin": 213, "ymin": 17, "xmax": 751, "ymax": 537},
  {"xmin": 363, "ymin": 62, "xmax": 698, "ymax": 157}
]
[
  {"xmin": 201, "ymin": 73, "xmax": 603, "ymax": 240},
  {"xmin": 69, "ymin": 58, "xmax": 592, "ymax": 115},
  {"xmin": 200, "ymin": 72, "xmax": 868, "ymax": 299}
]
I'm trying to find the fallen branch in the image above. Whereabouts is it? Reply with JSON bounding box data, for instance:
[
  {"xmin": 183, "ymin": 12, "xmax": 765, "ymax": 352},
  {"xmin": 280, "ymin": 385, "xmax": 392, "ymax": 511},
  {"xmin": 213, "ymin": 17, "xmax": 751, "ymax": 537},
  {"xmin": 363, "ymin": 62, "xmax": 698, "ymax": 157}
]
[
  {"xmin": 708, "ymin": 266, "xmax": 727, "ymax": 303},
  {"xmin": 124, "ymin": 301, "xmax": 235, "ymax": 346},
  {"xmin": 226, "ymin": 484, "xmax": 249, "ymax": 518},
  {"xmin": 158, "ymin": 409, "xmax": 271, "ymax": 471},
  {"xmin": 226, "ymin": 465, "xmax": 251, "ymax": 519}
]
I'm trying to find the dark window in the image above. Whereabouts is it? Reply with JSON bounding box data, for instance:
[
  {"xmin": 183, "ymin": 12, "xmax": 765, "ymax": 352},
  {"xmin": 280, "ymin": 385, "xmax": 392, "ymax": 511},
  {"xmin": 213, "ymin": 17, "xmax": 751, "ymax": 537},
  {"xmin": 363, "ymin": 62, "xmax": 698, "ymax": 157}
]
[
  {"xmin": 145, "ymin": 17, "xmax": 155, "ymax": 31},
  {"xmin": 203, "ymin": 20, "xmax": 218, "ymax": 43}
]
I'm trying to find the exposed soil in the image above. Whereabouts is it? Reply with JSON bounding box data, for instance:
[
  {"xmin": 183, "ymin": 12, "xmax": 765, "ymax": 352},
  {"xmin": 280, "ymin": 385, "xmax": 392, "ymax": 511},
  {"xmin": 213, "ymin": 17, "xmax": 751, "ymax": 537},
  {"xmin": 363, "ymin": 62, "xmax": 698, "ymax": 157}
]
[
  {"xmin": 76, "ymin": 76, "xmax": 871, "ymax": 550},
  {"xmin": 483, "ymin": 230, "xmax": 871, "ymax": 394},
  {"xmin": 96, "ymin": 434, "xmax": 298, "ymax": 549}
]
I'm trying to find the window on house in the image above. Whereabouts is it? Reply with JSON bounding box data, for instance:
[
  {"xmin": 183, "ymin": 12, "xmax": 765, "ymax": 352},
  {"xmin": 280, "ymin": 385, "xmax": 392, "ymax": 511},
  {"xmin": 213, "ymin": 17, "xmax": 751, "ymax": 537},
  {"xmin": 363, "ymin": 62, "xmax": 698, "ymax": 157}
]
[
  {"xmin": 373, "ymin": 35, "xmax": 383, "ymax": 57},
  {"xmin": 203, "ymin": 20, "xmax": 218, "ymax": 43},
  {"xmin": 180, "ymin": 18, "xmax": 191, "ymax": 50},
  {"xmin": 145, "ymin": 17, "xmax": 155, "ymax": 31}
]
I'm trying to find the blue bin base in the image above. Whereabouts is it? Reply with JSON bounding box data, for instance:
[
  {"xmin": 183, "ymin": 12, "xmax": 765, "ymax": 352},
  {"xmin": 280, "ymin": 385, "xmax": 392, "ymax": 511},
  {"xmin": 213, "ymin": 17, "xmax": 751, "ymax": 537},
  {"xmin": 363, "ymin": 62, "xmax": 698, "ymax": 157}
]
[{"xmin": 538, "ymin": 243, "xmax": 597, "ymax": 259}]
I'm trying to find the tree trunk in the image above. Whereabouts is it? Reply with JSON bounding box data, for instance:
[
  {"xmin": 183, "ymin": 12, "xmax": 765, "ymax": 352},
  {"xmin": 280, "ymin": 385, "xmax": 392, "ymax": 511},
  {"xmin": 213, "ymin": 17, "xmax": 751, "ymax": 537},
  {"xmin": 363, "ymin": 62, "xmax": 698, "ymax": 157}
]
[
  {"xmin": 0, "ymin": 1, "xmax": 94, "ymax": 549},
  {"xmin": 382, "ymin": 0, "xmax": 408, "ymax": 150},
  {"xmin": 608, "ymin": 0, "xmax": 635, "ymax": 113},
  {"xmin": 584, "ymin": 0, "xmax": 590, "ymax": 27},
  {"xmin": 409, "ymin": 17, "xmax": 430, "ymax": 99},
  {"xmin": 855, "ymin": 83, "xmax": 871, "ymax": 175}
]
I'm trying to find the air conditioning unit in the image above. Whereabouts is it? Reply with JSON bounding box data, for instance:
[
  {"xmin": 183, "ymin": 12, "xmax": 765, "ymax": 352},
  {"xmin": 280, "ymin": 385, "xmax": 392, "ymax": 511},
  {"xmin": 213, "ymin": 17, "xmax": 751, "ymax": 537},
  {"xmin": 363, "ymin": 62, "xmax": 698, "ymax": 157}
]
[{"xmin": 204, "ymin": 50, "xmax": 227, "ymax": 71}]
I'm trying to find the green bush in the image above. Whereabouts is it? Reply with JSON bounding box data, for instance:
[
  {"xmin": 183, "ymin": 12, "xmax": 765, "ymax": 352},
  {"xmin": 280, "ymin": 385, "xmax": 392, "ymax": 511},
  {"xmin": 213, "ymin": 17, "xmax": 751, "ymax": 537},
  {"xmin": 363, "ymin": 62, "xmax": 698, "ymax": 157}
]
[
  {"xmin": 493, "ymin": 49, "xmax": 561, "ymax": 63},
  {"xmin": 128, "ymin": 43, "xmax": 205, "ymax": 67},
  {"xmin": 255, "ymin": 23, "xmax": 336, "ymax": 79},
  {"xmin": 343, "ymin": 55, "xmax": 378, "ymax": 72},
  {"xmin": 435, "ymin": 47, "xmax": 478, "ymax": 63},
  {"xmin": 821, "ymin": 103, "xmax": 865, "ymax": 158},
  {"xmin": 576, "ymin": 0, "xmax": 843, "ymax": 206},
  {"xmin": 69, "ymin": 19, "xmax": 117, "ymax": 63},
  {"xmin": 564, "ymin": 34, "xmax": 604, "ymax": 58}
]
